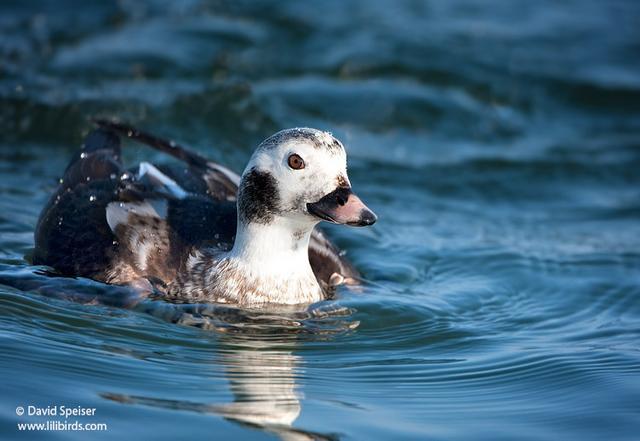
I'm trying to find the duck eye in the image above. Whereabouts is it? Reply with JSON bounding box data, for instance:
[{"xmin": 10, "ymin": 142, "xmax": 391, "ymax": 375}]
[{"xmin": 287, "ymin": 153, "xmax": 305, "ymax": 170}]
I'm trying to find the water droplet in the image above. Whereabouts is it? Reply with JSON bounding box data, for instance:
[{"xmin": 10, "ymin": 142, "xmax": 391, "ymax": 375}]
[
  {"xmin": 85, "ymin": 176, "xmax": 91, "ymax": 181},
  {"xmin": 127, "ymin": 130, "xmax": 133, "ymax": 137},
  {"xmin": 109, "ymin": 173, "xmax": 116, "ymax": 180},
  {"xmin": 89, "ymin": 195, "xmax": 97, "ymax": 202},
  {"xmin": 80, "ymin": 152, "xmax": 87, "ymax": 159},
  {"xmin": 58, "ymin": 178, "xmax": 64, "ymax": 184}
]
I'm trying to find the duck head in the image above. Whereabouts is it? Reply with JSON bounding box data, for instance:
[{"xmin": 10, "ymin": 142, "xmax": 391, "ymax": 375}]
[
  {"xmin": 237, "ymin": 128, "xmax": 377, "ymax": 229},
  {"xmin": 215, "ymin": 128, "xmax": 377, "ymax": 305}
]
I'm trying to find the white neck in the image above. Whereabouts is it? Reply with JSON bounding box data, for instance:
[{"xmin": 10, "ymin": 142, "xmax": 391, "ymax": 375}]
[
  {"xmin": 214, "ymin": 216, "xmax": 324, "ymax": 305},
  {"xmin": 230, "ymin": 218, "xmax": 313, "ymax": 269}
]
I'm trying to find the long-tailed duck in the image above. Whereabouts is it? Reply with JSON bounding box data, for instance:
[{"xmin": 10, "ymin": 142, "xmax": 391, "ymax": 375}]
[{"xmin": 33, "ymin": 121, "xmax": 376, "ymax": 306}]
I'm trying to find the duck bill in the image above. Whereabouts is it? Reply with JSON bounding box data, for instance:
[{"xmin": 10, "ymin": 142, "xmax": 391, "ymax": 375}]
[{"xmin": 307, "ymin": 187, "xmax": 377, "ymax": 227}]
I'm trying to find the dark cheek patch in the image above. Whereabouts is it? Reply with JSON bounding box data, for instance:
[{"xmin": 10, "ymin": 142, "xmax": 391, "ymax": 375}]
[{"xmin": 238, "ymin": 167, "xmax": 280, "ymax": 224}]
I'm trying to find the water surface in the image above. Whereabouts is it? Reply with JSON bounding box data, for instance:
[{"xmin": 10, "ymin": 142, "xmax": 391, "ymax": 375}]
[{"xmin": 1, "ymin": 1, "xmax": 639, "ymax": 440}]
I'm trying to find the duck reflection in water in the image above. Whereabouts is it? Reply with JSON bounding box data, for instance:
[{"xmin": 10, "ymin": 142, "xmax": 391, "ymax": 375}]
[
  {"xmin": 103, "ymin": 304, "xmax": 352, "ymax": 441},
  {"xmin": 213, "ymin": 337, "xmax": 311, "ymax": 438}
]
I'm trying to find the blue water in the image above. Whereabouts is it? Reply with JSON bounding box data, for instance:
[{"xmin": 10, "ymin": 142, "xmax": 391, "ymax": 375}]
[{"xmin": 1, "ymin": 1, "xmax": 640, "ymax": 440}]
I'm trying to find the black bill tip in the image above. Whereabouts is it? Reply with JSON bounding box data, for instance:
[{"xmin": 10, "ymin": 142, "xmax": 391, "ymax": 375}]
[{"xmin": 347, "ymin": 208, "xmax": 377, "ymax": 226}]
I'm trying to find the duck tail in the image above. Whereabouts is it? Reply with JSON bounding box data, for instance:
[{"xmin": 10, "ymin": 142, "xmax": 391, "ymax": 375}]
[{"xmin": 91, "ymin": 118, "xmax": 209, "ymax": 169}]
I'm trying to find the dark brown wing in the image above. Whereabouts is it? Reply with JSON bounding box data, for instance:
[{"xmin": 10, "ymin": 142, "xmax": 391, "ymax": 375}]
[
  {"xmin": 91, "ymin": 118, "xmax": 239, "ymax": 202},
  {"xmin": 33, "ymin": 128, "xmax": 124, "ymax": 278}
]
